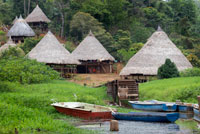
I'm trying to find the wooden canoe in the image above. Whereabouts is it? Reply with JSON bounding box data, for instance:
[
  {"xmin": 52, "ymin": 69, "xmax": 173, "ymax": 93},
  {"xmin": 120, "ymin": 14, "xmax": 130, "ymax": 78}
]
[
  {"xmin": 129, "ymin": 100, "xmax": 177, "ymax": 112},
  {"xmin": 51, "ymin": 102, "xmax": 116, "ymax": 120},
  {"xmin": 112, "ymin": 112, "xmax": 179, "ymax": 123}
]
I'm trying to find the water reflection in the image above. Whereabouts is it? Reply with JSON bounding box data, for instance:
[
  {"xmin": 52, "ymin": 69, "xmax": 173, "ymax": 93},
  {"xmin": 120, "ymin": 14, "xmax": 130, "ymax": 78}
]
[{"xmin": 78, "ymin": 121, "xmax": 196, "ymax": 134}]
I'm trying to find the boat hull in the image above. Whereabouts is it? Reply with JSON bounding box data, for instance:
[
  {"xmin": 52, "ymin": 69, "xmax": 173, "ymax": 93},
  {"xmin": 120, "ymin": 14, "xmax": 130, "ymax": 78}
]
[
  {"xmin": 177, "ymin": 105, "xmax": 193, "ymax": 112},
  {"xmin": 129, "ymin": 102, "xmax": 177, "ymax": 112},
  {"xmin": 193, "ymin": 108, "xmax": 200, "ymax": 123},
  {"xmin": 112, "ymin": 112, "xmax": 179, "ymax": 123}
]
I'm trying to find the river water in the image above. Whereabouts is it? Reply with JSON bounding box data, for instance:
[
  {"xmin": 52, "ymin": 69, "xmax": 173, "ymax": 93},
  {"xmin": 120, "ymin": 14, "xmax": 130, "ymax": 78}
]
[{"xmin": 78, "ymin": 121, "xmax": 199, "ymax": 134}]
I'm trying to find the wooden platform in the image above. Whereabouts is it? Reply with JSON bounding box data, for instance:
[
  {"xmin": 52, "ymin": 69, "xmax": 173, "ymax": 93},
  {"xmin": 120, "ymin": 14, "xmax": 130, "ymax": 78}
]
[{"xmin": 106, "ymin": 79, "xmax": 139, "ymax": 105}]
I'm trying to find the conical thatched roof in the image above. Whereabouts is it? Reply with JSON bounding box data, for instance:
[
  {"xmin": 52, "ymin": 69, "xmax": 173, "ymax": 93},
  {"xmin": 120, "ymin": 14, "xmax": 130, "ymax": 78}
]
[
  {"xmin": 26, "ymin": 5, "xmax": 51, "ymax": 23},
  {"xmin": 12, "ymin": 16, "xmax": 18, "ymax": 25},
  {"xmin": 71, "ymin": 31, "xmax": 115, "ymax": 61},
  {"xmin": 7, "ymin": 15, "xmax": 35, "ymax": 37},
  {"xmin": 27, "ymin": 31, "xmax": 80, "ymax": 64},
  {"xmin": 120, "ymin": 26, "xmax": 192, "ymax": 76},
  {"xmin": 0, "ymin": 37, "xmax": 16, "ymax": 53}
]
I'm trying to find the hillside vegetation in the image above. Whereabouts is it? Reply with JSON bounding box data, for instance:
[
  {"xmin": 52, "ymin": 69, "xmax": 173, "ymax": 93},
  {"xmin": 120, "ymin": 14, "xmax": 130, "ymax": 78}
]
[
  {"xmin": 140, "ymin": 77, "xmax": 200, "ymax": 103},
  {"xmin": 0, "ymin": 80, "xmax": 110, "ymax": 134}
]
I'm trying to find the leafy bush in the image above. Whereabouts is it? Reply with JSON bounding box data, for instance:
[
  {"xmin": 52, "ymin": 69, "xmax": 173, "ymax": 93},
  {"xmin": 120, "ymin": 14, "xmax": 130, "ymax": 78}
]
[
  {"xmin": 0, "ymin": 47, "xmax": 25, "ymax": 59},
  {"xmin": 20, "ymin": 37, "xmax": 42, "ymax": 54},
  {"xmin": 0, "ymin": 58, "xmax": 60, "ymax": 84},
  {"xmin": 0, "ymin": 81, "xmax": 19, "ymax": 92},
  {"xmin": 157, "ymin": 58, "xmax": 179, "ymax": 79},
  {"xmin": 180, "ymin": 68, "xmax": 200, "ymax": 77}
]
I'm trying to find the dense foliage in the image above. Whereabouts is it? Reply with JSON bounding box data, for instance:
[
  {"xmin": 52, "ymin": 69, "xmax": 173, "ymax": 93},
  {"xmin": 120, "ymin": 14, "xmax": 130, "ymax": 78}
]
[
  {"xmin": 0, "ymin": 0, "xmax": 200, "ymax": 64},
  {"xmin": 157, "ymin": 59, "xmax": 179, "ymax": 79},
  {"xmin": 180, "ymin": 67, "xmax": 200, "ymax": 77},
  {"xmin": 0, "ymin": 58, "xmax": 60, "ymax": 84}
]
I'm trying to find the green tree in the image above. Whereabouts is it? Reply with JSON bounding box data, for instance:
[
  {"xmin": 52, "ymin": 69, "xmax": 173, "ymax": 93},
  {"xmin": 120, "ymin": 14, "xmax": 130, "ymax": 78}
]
[
  {"xmin": 70, "ymin": 12, "xmax": 114, "ymax": 51},
  {"xmin": 157, "ymin": 59, "xmax": 180, "ymax": 79}
]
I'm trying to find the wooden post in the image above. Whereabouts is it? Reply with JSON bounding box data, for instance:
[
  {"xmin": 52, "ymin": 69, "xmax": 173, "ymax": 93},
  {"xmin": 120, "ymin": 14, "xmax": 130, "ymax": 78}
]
[
  {"xmin": 197, "ymin": 96, "xmax": 200, "ymax": 111},
  {"xmin": 110, "ymin": 120, "xmax": 119, "ymax": 131}
]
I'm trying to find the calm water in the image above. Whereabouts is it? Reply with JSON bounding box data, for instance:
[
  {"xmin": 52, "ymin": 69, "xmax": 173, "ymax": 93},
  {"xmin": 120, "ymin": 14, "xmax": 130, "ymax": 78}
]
[{"xmin": 78, "ymin": 121, "xmax": 199, "ymax": 134}]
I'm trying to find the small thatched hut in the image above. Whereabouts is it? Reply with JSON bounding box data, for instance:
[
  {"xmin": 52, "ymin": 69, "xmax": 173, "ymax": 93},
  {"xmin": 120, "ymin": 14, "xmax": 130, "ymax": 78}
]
[
  {"xmin": 71, "ymin": 31, "xmax": 115, "ymax": 73},
  {"xmin": 120, "ymin": 26, "xmax": 192, "ymax": 82},
  {"xmin": 0, "ymin": 37, "xmax": 16, "ymax": 53},
  {"xmin": 27, "ymin": 31, "xmax": 80, "ymax": 77},
  {"xmin": 25, "ymin": 5, "xmax": 51, "ymax": 31},
  {"xmin": 7, "ymin": 15, "xmax": 35, "ymax": 44}
]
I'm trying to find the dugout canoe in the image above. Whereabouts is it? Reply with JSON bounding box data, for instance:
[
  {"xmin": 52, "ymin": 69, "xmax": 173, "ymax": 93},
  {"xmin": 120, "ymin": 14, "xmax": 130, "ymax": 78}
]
[
  {"xmin": 129, "ymin": 100, "xmax": 177, "ymax": 112},
  {"xmin": 112, "ymin": 112, "xmax": 179, "ymax": 123}
]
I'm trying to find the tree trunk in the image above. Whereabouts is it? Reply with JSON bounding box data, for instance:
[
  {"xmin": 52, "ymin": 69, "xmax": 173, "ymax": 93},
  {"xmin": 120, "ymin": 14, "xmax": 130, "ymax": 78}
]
[
  {"xmin": 27, "ymin": 0, "xmax": 31, "ymax": 16},
  {"xmin": 24, "ymin": 0, "xmax": 26, "ymax": 17},
  {"xmin": 57, "ymin": 2, "xmax": 65, "ymax": 38}
]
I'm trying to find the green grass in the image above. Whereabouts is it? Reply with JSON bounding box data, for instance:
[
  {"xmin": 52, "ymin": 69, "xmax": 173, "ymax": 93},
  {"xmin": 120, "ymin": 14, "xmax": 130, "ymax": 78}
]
[
  {"xmin": 139, "ymin": 77, "xmax": 200, "ymax": 103},
  {"xmin": 0, "ymin": 80, "xmax": 111, "ymax": 134}
]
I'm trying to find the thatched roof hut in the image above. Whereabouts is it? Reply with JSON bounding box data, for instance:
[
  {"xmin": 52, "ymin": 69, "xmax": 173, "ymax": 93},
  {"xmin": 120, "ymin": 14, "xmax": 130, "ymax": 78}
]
[
  {"xmin": 25, "ymin": 5, "xmax": 51, "ymax": 23},
  {"xmin": 27, "ymin": 31, "xmax": 80, "ymax": 65},
  {"xmin": 7, "ymin": 15, "xmax": 35, "ymax": 43},
  {"xmin": 120, "ymin": 26, "xmax": 192, "ymax": 77},
  {"xmin": 0, "ymin": 37, "xmax": 16, "ymax": 53},
  {"xmin": 71, "ymin": 31, "xmax": 115, "ymax": 61}
]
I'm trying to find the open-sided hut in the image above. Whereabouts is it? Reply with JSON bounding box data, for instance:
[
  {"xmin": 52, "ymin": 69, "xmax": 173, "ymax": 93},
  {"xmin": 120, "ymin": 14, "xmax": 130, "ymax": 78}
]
[
  {"xmin": 71, "ymin": 31, "xmax": 115, "ymax": 73},
  {"xmin": 27, "ymin": 31, "xmax": 80, "ymax": 77},
  {"xmin": 120, "ymin": 26, "xmax": 192, "ymax": 82},
  {"xmin": 7, "ymin": 15, "xmax": 35, "ymax": 44},
  {"xmin": 25, "ymin": 5, "xmax": 51, "ymax": 31}
]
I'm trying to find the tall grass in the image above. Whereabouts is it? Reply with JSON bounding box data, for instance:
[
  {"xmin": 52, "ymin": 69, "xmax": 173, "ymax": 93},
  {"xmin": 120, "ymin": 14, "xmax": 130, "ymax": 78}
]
[
  {"xmin": 139, "ymin": 77, "xmax": 200, "ymax": 103},
  {"xmin": 0, "ymin": 80, "xmax": 110, "ymax": 134}
]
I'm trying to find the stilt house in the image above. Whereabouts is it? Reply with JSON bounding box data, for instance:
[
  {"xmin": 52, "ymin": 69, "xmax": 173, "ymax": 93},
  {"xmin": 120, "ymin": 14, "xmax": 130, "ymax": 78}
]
[
  {"xmin": 27, "ymin": 31, "xmax": 80, "ymax": 77},
  {"xmin": 71, "ymin": 31, "xmax": 115, "ymax": 73},
  {"xmin": 25, "ymin": 5, "xmax": 51, "ymax": 31},
  {"xmin": 7, "ymin": 15, "xmax": 35, "ymax": 44},
  {"xmin": 120, "ymin": 26, "xmax": 193, "ymax": 82}
]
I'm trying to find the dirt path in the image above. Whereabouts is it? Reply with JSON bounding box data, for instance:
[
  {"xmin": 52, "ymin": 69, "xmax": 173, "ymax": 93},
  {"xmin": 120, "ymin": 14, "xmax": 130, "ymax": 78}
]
[{"xmin": 68, "ymin": 74, "xmax": 120, "ymax": 87}]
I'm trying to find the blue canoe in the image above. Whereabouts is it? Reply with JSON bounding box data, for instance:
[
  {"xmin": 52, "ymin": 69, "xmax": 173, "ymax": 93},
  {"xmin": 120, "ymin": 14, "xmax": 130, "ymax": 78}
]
[
  {"xmin": 177, "ymin": 104, "xmax": 193, "ymax": 112},
  {"xmin": 112, "ymin": 112, "xmax": 179, "ymax": 123},
  {"xmin": 193, "ymin": 107, "xmax": 200, "ymax": 123},
  {"xmin": 129, "ymin": 101, "xmax": 177, "ymax": 112}
]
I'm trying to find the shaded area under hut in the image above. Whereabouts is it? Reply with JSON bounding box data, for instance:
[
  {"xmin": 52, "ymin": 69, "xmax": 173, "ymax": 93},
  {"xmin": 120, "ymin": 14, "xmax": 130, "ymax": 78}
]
[
  {"xmin": 27, "ymin": 31, "xmax": 80, "ymax": 78},
  {"xmin": 7, "ymin": 15, "xmax": 35, "ymax": 44},
  {"xmin": 71, "ymin": 31, "xmax": 115, "ymax": 74},
  {"xmin": 25, "ymin": 5, "xmax": 51, "ymax": 32},
  {"xmin": 120, "ymin": 26, "xmax": 193, "ymax": 83}
]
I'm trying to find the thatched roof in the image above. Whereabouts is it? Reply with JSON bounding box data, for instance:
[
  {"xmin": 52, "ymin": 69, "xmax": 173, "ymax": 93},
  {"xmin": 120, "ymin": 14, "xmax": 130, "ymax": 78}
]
[
  {"xmin": 71, "ymin": 31, "xmax": 115, "ymax": 61},
  {"xmin": 27, "ymin": 31, "xmax": 80, "ymax": 65},
  {"xmin": 25, "ymin": 5, "xmax": 51, "ymax": 23},
  {"xmin": 0, "ymin": 37, "xmax": 16, "ymax": 53},
  {"xmin": 12, "ymin": 16, "xmax": 18, "ymax": 25},
  {"xmin": 120, "ymin": 26, "xmax": 193, "ymax": 76},
  {"xmin": 7, "ymin": 15, "xmax": 35, "ymax": 37}
]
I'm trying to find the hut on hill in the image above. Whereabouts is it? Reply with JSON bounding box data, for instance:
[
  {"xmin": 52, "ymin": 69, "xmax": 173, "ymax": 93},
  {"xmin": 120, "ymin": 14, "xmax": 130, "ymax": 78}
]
[
  {"xmin": 7, "ymin": 15, "xmax": 35, "ymax": 44},
  {"xmin": 25, "ymin": 5, "xmax": 51, "ymax": 31},
  {"xmin": 120, "ymin": 26, "xmax": 192, "ymax": 82},
  {"xmin": 71, "ymin": 31, "xmax": 115, "ymax": 73},
  {"xmin": 27, "ymin": 31, "xmax": 80, "ymax": 77}
]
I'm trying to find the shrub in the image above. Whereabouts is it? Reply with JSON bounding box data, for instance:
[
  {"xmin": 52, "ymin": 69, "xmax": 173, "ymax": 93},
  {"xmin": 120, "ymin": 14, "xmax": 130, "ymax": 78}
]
[
  {"xmin": 157, "ymin": 59, "xmax": 179, "ymax": 79},
  {"xmin": 180, "ymin": 68, "xmax": 200, "ymax": 77},
  {"xmin": 0, "ymin": 58, "xmax": 60, "ymax": 84},
  {"xmin": 20, "ymin": 37, "xmax": 42, "ymax": 54},
  {"xmin": 0, "ymin": 47, "xmax": 25, "ymax": 59}
]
